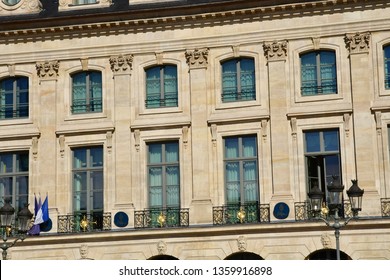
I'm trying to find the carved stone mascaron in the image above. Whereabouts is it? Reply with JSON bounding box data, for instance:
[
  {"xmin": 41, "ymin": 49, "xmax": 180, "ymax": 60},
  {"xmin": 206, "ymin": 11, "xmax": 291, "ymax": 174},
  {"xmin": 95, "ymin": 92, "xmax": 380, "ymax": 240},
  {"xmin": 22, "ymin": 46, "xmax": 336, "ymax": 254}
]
[
  {"xmin": 185, "ymin": 48, "xmax": 209, "ymax": 69},
  {"xmin": 345, "ymin": 32, "xmax": 370, "ymax": 54},
  {"xmin": 36, "ymin": 61, "xmax": 59, "ymax": 80},
  {"xmin": 263, "ymin": 40, "xmax": 288, "ymax": 61}
]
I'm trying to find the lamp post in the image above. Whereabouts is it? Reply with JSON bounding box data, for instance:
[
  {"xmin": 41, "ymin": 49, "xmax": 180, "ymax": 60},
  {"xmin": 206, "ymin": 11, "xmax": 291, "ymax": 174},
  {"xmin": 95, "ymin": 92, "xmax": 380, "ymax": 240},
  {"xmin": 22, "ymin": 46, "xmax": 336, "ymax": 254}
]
[
  {"xmin": 308, "ymin": 177, "xmax": 364, "ymax": 260},
  {"xmin": 0, "ymin": 198, "xmax": 33, "ymax": 260}
]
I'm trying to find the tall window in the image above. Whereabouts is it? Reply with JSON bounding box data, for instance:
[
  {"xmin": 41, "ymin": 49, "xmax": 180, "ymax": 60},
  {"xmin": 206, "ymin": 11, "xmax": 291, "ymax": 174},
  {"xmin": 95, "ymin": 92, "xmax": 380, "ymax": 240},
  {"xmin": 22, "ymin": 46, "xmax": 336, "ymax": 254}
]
[
  {"xmin": 224, "ymin": 135, "xmax": 259, "ymax": 204},
  {"xmin": 0, "ymin": 76, "xmax": 29, "ymax": 119},
  {"xmin": 221, "ymin": 58, "xmax": 255, "ymax": 102},
  {"xmin": 147, "ymin": 142, "xmax": 180, "ymax": 209},
  {"xmin": 0, "ymin": 152, "xmax": 29, "ymax": 213},
  {"xmin": 145, "ymin": 65, "xmax": 178, "ymax": 108},
  {"xmin": 304, "ymin": 129, "xmax": 341, "ymax": 204},
  {"xmin": 300, "ymin": 50, "xmax": 337, "ymax": 96},
  {"xmin": 72, "ymin": 146, "xmax": 103, "ymax": 230},
  {"xmin": 71, "ymin": 71, "xmax": 102, "ymax": 114},
  {"xmin": 384, "ymin": 45, "xmax": 390, "ymax": 89}
]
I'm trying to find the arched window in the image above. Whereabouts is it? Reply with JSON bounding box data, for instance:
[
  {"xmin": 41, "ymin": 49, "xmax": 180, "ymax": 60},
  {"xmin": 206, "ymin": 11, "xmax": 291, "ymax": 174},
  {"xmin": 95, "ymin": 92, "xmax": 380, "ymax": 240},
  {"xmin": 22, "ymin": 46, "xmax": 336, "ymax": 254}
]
[
  {"xmin": 300, "ymin": 50, "xmax": 337, "ymax": 96},
  {"xmin": 0, "ymin": 76, "xmax": 29, "ymax": 119},
  {"xmin": 71, "ymin": 71, "xmax": 102, "ymax": 114},
  {"xmin": 145, "ymin": 65, "xmax": 178, "ymax": 108},
  {"xmin": 221, "ymin": 57, "xmax": 255, "ymax": 102},
  {"xmin": 384, "ymin": 45, "xmax": 390, "ymax": 89}
]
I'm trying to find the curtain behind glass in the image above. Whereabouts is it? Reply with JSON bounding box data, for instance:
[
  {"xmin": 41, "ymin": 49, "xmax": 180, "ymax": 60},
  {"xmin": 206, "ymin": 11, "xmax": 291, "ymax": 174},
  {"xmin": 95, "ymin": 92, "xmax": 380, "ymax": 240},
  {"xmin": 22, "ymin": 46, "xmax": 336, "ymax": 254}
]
[
  {"xmin": 385, "ymin": 46, "xmax": 390, "ymax": 89},
  {"xmin": 240, "ymin": 59, "xmax": 255, "ymax": 100},
  {"xmin": 163, "ymin": 66, "xmax": 178, "ymax": 107},
  {"xmin": 222, "ymin": 60, "xmax": 237, "ymax": 102},
  {"xmin": 301, "ymin": 52, "xmax": 317, "ymax": 96},
  {"xmin": 90, "ymin": 72, "xmax": 102, "ymax": 112},
  {"xmin": 320, "ymin": 51, "xmax": 337, "ymax": 94},
  {"xmin": 72, "ymin": 73, "xmax": 87, "ymax": 113},
  {"xmin": 146, "ymin": 67, "xmax": 161, "ymax": 108}
]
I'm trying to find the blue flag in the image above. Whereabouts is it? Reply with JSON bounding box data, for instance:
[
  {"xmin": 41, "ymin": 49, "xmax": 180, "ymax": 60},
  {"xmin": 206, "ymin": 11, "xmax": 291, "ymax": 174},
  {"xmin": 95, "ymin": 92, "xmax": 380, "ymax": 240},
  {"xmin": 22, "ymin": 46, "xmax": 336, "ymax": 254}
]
[{"xmin": 28, "ymin": 194, "xmax": 49, "ymax": 236}]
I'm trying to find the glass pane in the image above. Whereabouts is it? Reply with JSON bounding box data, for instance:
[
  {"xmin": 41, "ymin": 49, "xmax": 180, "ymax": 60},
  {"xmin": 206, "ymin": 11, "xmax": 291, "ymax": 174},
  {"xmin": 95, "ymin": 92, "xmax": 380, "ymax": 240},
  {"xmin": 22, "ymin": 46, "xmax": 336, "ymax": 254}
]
[
  {"xmin": 323, "ymin": 130, "xmax": 339, "ymax": 152},
  {"xmin": 89, "ymin": 72, "xmax": 102, "ymax": 112},
  {"xmin": 320, "ymin": 51, "xmax": 337, "ymax": 94},
  {"xmin": 73, "ymin": 149, "xmax": 87, "ymax": 168},
  {"xmin": 73, "ymin": 172, "xmax": 87, "ymax": 192},
  {"xmin": 0, "ymin": 177, "xmax": 13, "ymax": 197},
  {"xmin": 165, "ymin": 142, "xmax": 178, "ymax": 162},
  {"xmin": 16, "ymin": 153, "xmax": 29, "ymax": 172},
  {"xmin": 149, "ymin": 186, "xmax": 162, "ymax": 207},
  {"xmin": 149, "ymin": 144, "xmax": 162, "ymax": 163},
  {"xmin": 149, "ymin": 167, "xmax": 162, "ymax": 187},
  {"xmin": 92, "ymin": 190, "xmax": 103, "ymax": 210},
  {"xmin": 222, "ymin": 60, "xmax": 238, "ymax": 101},
  {"xmin": 305, "ymin": 131, "xmax": 320, "ymax": 152},
  {"xmin": 240, "ymin": 58, "xmax": 256, "ymax": 100},
  {"xmin": 242, "ymin": 136, "xmax": 257, "ymax": 157},
  {"xmin": 243, "ymin": 161, "xmax": 258, "ymax": 202},
  {"xmin": 301, "ymin": 52, "xmax": 317, "ymax": 96},
  {"xmin": 90, "ymin": 147, "xmax": 103, "ymax": 167},
  {"xmin": 146, "ymin": 67, "xmax": 161, "ymax": 108},
  {"xmin": 225, "ymin": 138, "xmax": 239, "ymax": 158},
  {"xmin": 0, "ymin": 154, "xmax": 13, "ymax": 173},
  {"xmin": 91, "ymin": 171, "xmax": 103, "ymax": 191},
  {"xmin": 384, "ymin": 46, "xmax": 390, "ymax": 89},
  {"xmin": 324, "ymin": 155, "xmax": 340, "ymax": 185}
]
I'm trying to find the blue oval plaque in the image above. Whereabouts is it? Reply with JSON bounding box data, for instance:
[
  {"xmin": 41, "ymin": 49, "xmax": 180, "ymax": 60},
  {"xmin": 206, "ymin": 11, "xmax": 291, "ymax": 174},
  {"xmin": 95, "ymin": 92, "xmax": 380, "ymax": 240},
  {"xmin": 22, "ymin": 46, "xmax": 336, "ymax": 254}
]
[
  {"xmin": 114, "ymin": 211, "xmax": 129, "ymax": 228},
  {"xmin": 273, "ymin": 202, "xmax": 290, "ymax": 219}
]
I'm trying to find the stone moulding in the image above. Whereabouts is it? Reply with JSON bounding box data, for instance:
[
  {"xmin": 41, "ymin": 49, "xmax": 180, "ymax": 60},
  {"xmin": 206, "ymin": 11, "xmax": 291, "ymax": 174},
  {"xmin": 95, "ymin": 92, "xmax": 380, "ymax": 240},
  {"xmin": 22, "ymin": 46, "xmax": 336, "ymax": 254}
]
[{"xmin": 0, "ymin": 0, "xmax": 386, "ymax": 43}]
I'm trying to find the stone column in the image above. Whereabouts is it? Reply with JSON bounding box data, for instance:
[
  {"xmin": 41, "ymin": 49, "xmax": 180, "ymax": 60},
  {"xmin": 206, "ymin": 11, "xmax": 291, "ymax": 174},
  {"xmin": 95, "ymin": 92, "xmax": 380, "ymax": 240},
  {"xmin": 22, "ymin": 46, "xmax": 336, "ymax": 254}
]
[
  {"xmin": 263, "ymin": 41, "xmax": 294, "ymax": 219},
  {"xmin": 36, "ymin": 60, "xmax": 59, "ymax": 223},
  {"xmin": 345, "ymin": 32, "xmax": 380, "ymax": 215},
  {"xmin": 109, "ymin": 55, "xmax": 134, "ymax": 209},
  {"xmin": 185, "ymin": 48, "xmax": 212, "ymax": 224}
]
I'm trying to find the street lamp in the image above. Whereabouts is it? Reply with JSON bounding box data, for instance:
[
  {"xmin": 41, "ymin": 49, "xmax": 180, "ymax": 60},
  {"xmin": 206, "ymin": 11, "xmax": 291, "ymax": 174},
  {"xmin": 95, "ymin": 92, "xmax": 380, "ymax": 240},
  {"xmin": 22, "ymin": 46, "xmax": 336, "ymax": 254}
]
[
  {"xmin": 0, "ymin": 198, "xmax": 33, "ymax": 260},
  {"xmin": 308, "ymin": 177, "xmax": 364, "ymax": 260}
]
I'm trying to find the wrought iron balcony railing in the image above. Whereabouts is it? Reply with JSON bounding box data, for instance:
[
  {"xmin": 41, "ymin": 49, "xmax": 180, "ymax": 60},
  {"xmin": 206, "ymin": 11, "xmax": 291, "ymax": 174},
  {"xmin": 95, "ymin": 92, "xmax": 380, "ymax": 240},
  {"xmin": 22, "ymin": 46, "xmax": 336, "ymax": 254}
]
[
  {"xmin": 213, "ymin": 203, "xmax": 270, "ymax": 225},
  {"xmin": 57, "ymin": 212, "xmax": 111, "ymax": 233},
  {"xmin": 294, "ymin": 201, "xmax": 352, "ymax": 221},
  {"xmin": 134, "ymin": 207, "xmax": 189, "ymax": 229}
]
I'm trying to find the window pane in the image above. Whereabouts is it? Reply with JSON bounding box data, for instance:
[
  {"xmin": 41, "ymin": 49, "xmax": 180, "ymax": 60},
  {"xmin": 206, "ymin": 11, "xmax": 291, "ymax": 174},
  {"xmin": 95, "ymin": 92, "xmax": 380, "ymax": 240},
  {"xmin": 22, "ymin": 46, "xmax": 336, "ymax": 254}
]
[
  {"xmin": 240, "ymin": 58, "xmax": 255, "ymax": 100},
  {"xmin": 90, "ymin": 147, "xmax": 103, "ymax": 167},
  {"xmin": 149, "ymin": 144, "xmax": 162, "ymax": 163},
  {"xmin": 0, "ymin": 154, "xmax": 13, "ymax": 173},
  {"xmin": 225, "ymin": 137, "xmax": 239, "ymax": 158},
  {"xmin": 90, "ymin": 72, "xmax": 102, "ymax": 112},
  {"xmin": 323, "ymin": 130, "xmax": 339, "ymax": 152},
  {"xmin": 242, "ymin": 136, "xmax": 257, "ymax": 157},
  {"xmin": 324, "ymin": 155, "xmax": 340, "ymax": 184},
  {"xmin": 222, "ymin": 60, "xmax": 238, "ymax": 101},
  {"xmin": 165, "ymin": 142, "xmax": 178, "ymax": 162},
  {"xmin": 305, "ymin": 131, "xmax": 321, "ymax": 152},
  {"xmin": 146, "ymin": 67, "xmax": 161, "ymax": 108},
  {"xmin": 17, "ymin": 153, "xmax": 29, "ymax": 172},
  {"xmin": 73, "ymin": 149, "xmax": 87, "ymax": 168}
]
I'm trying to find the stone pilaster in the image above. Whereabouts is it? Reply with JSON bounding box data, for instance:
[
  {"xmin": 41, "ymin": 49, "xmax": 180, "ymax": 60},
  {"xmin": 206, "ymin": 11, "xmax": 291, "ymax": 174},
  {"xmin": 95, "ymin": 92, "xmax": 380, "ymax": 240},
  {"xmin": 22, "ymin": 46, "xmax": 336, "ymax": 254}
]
[
  {"xmin": 36, "ymin": 60, "xmax": 59, "ymax": 227},
  {"xmin": 185, "ymin": 48, "xmax": 212, "ymax": 224},
  {"xmin": 263, "ymin": 40, "xmax": 294, "ymax": 219},
  {"xmin": 345, "ymin": 32, "xmax": 380, "ymax": 215},
  {"xmin": 110, "ymin": 55, "xmax": 134, "ymax": 210}
]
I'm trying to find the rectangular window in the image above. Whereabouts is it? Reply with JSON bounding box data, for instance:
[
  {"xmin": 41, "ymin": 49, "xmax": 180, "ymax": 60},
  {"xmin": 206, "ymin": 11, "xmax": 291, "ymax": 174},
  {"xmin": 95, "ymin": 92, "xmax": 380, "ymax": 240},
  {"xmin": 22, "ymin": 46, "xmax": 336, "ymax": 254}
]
[
  {"xmin": 72, "ymin": 146, "xmax": 103, "ymax": 230},
  {"xmin": 0, "ymin": 77, "xmax": 29, "ymax": 119},
  {"xmin": 71, "ymin": 71, "xmax": 102, "ymax": 114},
  {"xmin": 222, "ymin": 58, "xmax": 256, "ymax": 102},
  {"xmin": 146, "ymin": 65, "xmax": 178, "ymax": 108},
  {"xmin": 224, "ymin": 135, "xmax": 259, "ymax": 204},
  {"xmin": 0, "ymin": 151, "xmax": 29, "ymax": 212},
  {"xmin": 301, "ymin": 51, "xmax": 337, "ymax": 96},
  {"xmin": 147, "ymin": 141, "xmax": 180, "ymax": 208},
  {"xmin": 304, "ymin": 129, "xmax": 341, "ymax": 204}
]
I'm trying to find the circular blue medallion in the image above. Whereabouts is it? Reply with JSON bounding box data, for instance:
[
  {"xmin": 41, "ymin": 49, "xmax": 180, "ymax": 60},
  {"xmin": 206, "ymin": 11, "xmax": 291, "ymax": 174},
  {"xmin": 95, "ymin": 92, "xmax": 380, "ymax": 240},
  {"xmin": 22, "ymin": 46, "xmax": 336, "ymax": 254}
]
[
  {"xmin": 114, "ymin": 211, "xmax": 129, "ymax": 228},
  {"xmin": 273, "ymin": 202, "xmax": 290, "ymax": 220},
  {"xmin": 40, "ymin": 218, "xmax": 52, "ymax": 232}
]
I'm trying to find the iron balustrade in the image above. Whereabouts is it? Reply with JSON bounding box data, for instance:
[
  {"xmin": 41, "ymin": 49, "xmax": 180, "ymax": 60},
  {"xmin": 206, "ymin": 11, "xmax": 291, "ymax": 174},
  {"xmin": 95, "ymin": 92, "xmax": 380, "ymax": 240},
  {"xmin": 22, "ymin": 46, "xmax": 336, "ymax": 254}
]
[
  {"xmin": 221, "ymin": 89, "xmax": 256, "ymax": 102},
  {"xmin": 134, "ymin": 207, "xmax": 189, "ymax": 228},
  {"xmin": 145, "ymin": 95, "xmax": 178, "ymax": 108},
  {"xmin": 57, "ymin": 212, "xmax": 111, "ymax": 233},
  {"xmin": 212, "ymin": 203, "xmax": 270, "ymax": 225}
]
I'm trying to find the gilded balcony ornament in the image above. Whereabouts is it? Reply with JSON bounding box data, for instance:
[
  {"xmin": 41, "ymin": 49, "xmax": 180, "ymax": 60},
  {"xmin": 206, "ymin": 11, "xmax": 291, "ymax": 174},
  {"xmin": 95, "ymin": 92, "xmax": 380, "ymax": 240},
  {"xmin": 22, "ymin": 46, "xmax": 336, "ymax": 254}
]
[
  {"xmin": 157, "ymin": 212, "xmax": 166, "ymax": 227},
  {"xmin": 237, "ymin": 207, "xmax": 246, "ymax": 223},
  {"xmin": 80, "ymin": 215, "xmax": 96, "ymax": 232}
]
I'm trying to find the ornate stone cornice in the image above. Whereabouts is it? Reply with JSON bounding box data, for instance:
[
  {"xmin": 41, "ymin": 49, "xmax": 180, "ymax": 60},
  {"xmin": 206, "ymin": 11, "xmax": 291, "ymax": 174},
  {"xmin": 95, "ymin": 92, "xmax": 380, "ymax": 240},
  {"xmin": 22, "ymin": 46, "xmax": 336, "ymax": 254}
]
[
  {"xmin": 345, "ymin": 32, "xmax": 371, "ymax": 54},
  {"xmin": 263, "ymin": 40, "xmax": 288, "ymax": 61},
  {"xmin": 185, "ymin": 48, "xmax": 209, "ymax": 69},
  {"xmin": 109, "ymin": 54, "xmax": 134, "ymax": 74},
  {"xmin": 36, "ymin": 60, "xmax": 59, "ymax": 80}
]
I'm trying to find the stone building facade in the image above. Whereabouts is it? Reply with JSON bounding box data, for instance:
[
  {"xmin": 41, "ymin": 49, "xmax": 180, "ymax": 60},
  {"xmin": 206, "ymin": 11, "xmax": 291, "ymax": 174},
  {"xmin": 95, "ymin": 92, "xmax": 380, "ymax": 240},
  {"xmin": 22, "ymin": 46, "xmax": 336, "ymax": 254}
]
[{"xmin": 0, "ymin": 0, "xmax": 390, "ymax": 259}]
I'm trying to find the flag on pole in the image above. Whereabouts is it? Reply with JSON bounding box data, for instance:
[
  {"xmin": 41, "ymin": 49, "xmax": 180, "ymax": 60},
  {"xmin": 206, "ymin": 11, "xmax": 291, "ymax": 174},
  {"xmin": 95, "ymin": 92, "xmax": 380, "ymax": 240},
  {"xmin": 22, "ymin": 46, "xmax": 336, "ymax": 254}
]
[{"xmin": 28, "ymin": 194, "xmax": 49, "ymax": 236}]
